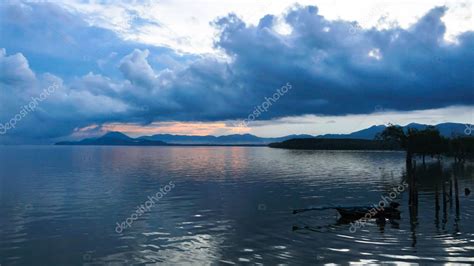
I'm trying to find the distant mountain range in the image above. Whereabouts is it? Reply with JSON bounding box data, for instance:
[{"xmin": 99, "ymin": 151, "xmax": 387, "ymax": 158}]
[
  {"xmin": 137, "ymin": 133, "xmax": 314, "ymax": 144},
  {"xmin": 55, "ymin": 122, "xmax": 468, "ymax": 146},
  {"xmin": 318, "ymin": 123, "xmax": 468, "ymax": 140},
  {"xmin": 56, "ymin": 132, "xmax": 313, "ymax": 146},
  {"xmin": 56, "ymin": 132, "xmax": 168, "ymax": 146}
]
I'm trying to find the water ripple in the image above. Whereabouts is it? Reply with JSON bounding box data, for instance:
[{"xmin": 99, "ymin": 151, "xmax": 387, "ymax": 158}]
[{"xmin": 0, "ymin": 147, "xmax": 473, "ymax": 264}]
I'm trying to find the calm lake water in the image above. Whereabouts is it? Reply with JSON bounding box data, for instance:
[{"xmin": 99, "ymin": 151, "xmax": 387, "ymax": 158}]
[{"xmin": 1, "ymin": 146, "xmax": 473, "ymax": 264}]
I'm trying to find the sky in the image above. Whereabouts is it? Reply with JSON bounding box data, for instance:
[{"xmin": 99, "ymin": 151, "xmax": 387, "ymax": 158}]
[{"xmin": 0, "ymin": 0, "xmax": 473, "ymax": 143}]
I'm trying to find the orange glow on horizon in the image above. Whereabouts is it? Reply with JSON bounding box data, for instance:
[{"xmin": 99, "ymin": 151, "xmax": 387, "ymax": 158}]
[{"xmin": 98, "ymin": 121, "xmax": 251, "ymax": 136}]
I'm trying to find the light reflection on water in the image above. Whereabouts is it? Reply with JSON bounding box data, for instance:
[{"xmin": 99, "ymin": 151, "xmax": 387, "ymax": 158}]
[{"xmin": 0, "ymin": 146, "xmax": 473, "ymax": 264}]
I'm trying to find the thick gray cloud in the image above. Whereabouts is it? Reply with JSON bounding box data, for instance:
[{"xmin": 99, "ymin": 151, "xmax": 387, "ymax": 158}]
[
  {"xmin": 119, "ymin": 49, "xmax": 157, "ymax": 89},
  {"xmin": 0, "ymin": 2, "xmax": 473, "ymax": 143},
  {"xmin": 210, "ymin": 6, "xmax": 473, "ymax": 117},
  {"xmin": 0, "ymin": 51, "xmax": 131, "ymax": 143},
  {"xmin": 0, "ymin": 49, "xmax": 35, "ymax": 86},
  {"xmin": 140, "ymin": 5, "xmax": 473, "ymax": 120}
]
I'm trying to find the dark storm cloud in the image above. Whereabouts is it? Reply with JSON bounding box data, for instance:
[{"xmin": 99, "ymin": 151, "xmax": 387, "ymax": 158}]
[
  {"xmin": 0, "ymin": 2, "xmax": 473, "ymax": 143},
  {"xmin": 211, "ymin": 6, "xmax": 473, "ymax": 117}
]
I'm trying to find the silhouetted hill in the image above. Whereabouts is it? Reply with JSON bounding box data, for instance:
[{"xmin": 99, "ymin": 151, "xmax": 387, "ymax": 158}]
[
  {"xmin": 55, "ymin": 123, "xmax": 468, "ymax": 146},
  {"xmin": 318, "ymin": 123, "xmax": 467, "ymax": 140},
  {"xmin": 55, "ymin": 132, "xmax": 168, "ymax": 146},
  {"xmin": 269, "ymin": 138, "xmax": 401, "ymax": 150},
  {"xmin": 430, "ymin": 123, "xmax": 468, "ymax": 137},
  {"xmin": 101, "ymin": 131, "xmax": 133, "ymax": 140},
  {"xmin": 139, "ymin": 133, "xmax": 314, "ymax": 144},
  {"xmin": 318, "ymin": 125, "xmax": 386, "ymax": 139}
]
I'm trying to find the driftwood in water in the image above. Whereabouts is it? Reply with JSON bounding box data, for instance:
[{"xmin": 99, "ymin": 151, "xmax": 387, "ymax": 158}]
[{"xmin": 293, "ymin": 202, "xmax": 401, "ymax": 220}]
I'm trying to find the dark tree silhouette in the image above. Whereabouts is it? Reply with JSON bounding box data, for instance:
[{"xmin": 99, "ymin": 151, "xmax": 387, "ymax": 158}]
[
  {"xmin": 378, "ymin": 124, "xmax": 450, "ymax": 165},
  {"xmin": 450, "ymin": 136, "xmax": 474, "ymax": 162}
]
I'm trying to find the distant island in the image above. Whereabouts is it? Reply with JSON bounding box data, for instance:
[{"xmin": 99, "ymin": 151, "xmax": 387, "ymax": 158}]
[
  {"xmin": 270, "ymin": 124, "xmax": 474, "ymax": 165},
  {"xmin": 55, "ymin": 122, "xmax": 469, "ymax": 147},
  {"xmin": 268, "ymin": 138, "xmax": 400, "ymax": 150}
]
